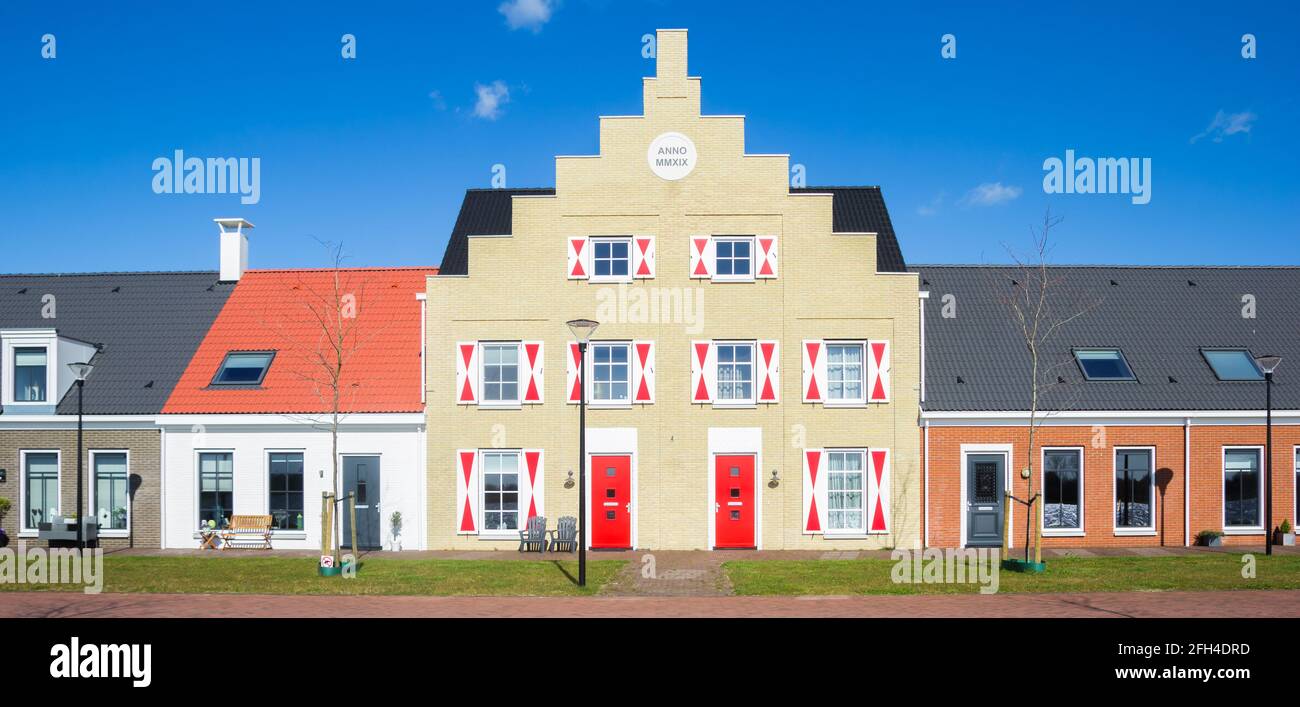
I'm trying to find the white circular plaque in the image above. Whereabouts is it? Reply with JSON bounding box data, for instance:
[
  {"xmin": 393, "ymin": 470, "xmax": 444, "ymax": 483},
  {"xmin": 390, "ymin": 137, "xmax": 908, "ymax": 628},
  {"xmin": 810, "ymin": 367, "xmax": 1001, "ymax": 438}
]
[{"xmin": 647, "ymin": 132, "xmax": 697, "ymax": 181}]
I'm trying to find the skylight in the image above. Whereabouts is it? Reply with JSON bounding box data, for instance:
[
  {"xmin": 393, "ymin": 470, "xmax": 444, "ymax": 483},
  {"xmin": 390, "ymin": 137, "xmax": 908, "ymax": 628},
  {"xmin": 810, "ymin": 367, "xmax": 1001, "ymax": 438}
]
[
  {"xmin": 211, "ymin": 351, "xmax": 275, "ymax": 386},
  {"xmin": 1074, "ymin": 349, "xmax": 1136, "ymax": 381},
  {"xmin": 1201, "ymin": 349, "xmax": 1263, "ymax": 381}
]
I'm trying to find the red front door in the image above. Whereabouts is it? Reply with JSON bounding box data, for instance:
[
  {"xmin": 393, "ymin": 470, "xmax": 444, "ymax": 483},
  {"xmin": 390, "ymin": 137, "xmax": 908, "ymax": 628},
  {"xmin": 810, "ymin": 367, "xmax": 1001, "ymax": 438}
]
[
  {"xmin": 714, "ymin": 454, "xmax": 755, "ymax": 548},
  {"xmin": 590, "ymin": 455, "xmax": 632, "ymax": 549}
]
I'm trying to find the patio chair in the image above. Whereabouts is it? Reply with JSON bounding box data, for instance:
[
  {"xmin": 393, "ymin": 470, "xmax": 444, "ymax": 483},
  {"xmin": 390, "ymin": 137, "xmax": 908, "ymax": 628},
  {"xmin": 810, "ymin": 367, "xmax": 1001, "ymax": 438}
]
[
  {"xmin": 549, "ymin": 516, "xmax": 578, "ymax": 553},
  {"xmin": 518, "ymin": 515, "xmax": 548, "ymax": 553}
]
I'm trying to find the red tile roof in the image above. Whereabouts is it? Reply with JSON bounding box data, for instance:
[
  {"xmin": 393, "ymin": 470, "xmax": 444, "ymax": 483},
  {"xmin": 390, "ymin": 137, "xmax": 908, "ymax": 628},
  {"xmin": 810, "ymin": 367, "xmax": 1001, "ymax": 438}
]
[{"xmin": 163, "ymin": 267, "xmax": 435, "ymax": 414}]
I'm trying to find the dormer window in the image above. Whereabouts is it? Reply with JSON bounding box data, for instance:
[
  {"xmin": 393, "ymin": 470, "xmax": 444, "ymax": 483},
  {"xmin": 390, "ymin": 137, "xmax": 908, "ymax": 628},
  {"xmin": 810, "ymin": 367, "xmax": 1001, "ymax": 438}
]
[
  {"xmin": 14, "ymin": 347, "xmax": 47, "ymax": 402},
  {"xmin": 1074, "ymin": 349, "xmax": 1136, "ymax": 381},
  {"xmin": 1201, "ymin": 349, "xmax": 1264, "ymax": 381},
  {"xmin": 212, "ymin": 351, "xmax": 275, "ymax": 386}
]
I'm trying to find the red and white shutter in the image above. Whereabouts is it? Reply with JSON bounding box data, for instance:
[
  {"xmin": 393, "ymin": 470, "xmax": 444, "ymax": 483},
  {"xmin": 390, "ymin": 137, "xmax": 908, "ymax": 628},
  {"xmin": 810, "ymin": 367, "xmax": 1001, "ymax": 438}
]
[
  {"xmin": 867, "ymin": 448, "xmax": 891, "ymax": 533},
  {"xmin": 456, "ymin": 342, "xmax": 478, "ymax": 405},
  {"xmin": 802, "ymin": 448, "xmax": 827, "ymax": 534},
  {"xmin": 756, "ymin": 236, "xmax": 778, "ymax": 278},
  {"xmin": 867, "ymin": 340, "xmax": 891, "ymax": 403},
  {"xmin": 566, "ymin": 342, "xmax": 582, "ymax": 404},
  {"xmin": 456, "ymin": 450, "xmax": 478, "ymax": 534},
  {"xmin": 756, "ymin": 340, "xmax": 780, "ymax": 403},
  {"xmin": 632, "ymin": 236, "xmax": 656, "ymax": 279},
  {"xmin": 632, "ymin": 340, "xmax": 655, "ymax": 404},
  {"xmin": 689, "ymin": 237, "xmax": 714, "ymax": 279},
  {"xmin": 521, "ymin": 341, "xmax": 544, "ymax": 404},
  {"xmin": 801, "ymin": 339, "xmax": 826, "ymax": 403},
  {"xmin": 521, "ymin": 450, "xmax": 544, "ymax": 521},
  {"xmin": 690, "ymin": 340, "xmax": 715, "ymax": 403},
  {"xmin": 567, "ymin": 237, "xmax": 590, "ymax": 279}
]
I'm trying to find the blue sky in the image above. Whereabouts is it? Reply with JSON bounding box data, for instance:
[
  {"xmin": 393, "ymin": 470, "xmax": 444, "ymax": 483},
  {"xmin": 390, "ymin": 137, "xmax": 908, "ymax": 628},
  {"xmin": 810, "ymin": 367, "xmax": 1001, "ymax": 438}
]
[{"xmin": 1, "ymin": 1, "xmax": 1296, "ymax": 273}]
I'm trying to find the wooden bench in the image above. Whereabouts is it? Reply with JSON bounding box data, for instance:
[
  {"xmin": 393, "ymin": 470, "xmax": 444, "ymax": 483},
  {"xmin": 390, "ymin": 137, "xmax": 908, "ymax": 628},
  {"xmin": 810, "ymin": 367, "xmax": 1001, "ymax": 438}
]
[{"xmin": 221, "ymin": 515, "xmax": 273, "ymax": 550}]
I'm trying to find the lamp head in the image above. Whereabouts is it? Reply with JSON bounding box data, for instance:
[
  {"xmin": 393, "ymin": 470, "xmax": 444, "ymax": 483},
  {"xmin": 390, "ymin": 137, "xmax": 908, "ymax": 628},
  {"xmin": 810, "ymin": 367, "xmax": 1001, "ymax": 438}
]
[
  {"xmin": 67, "ymin": 361, "xmax": 94, "ymax": 382},
  {"xmin": 1256, "ymin": 355, "xmax": 1282, "ymax": 375},
  {"xmin": 565, "ymin": 318, "xmax": 600, "ymax": 343}
]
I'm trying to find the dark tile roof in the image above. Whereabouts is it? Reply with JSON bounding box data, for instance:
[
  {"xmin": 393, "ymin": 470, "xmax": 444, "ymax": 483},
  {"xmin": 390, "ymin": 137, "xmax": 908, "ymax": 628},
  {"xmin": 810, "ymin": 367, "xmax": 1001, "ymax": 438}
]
[
  {"xmin": 0, "ymin": 272, "xmax": 235, "ymax": 415},
  {"xmin": 914, "ymin": 265, "xmax": 1300, "ymax": 412},
  {"xmin": 438, "ymin": 186, "xmax": 907, "ymax": 275}
]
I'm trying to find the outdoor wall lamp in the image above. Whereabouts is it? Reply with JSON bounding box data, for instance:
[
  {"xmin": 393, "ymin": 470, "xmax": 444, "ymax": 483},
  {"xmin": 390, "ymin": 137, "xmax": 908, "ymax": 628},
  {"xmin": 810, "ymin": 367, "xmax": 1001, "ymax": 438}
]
[
  {"xmin": 769, "ymin": 469, "xmax": 780, "ymax": 487},
  {"xmin": 1020, "ymin": 467, "xmax": 1031, "ymax": 479},
  {"xmin": 565, "ymin": 470, "xmax": 575, "ymax": 489}
]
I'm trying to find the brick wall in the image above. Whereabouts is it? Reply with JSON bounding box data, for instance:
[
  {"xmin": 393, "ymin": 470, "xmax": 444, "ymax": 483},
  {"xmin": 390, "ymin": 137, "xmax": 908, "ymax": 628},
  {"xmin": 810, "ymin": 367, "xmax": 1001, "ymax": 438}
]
[{"xmin": 0, "ymin": 428, "xmax": 161, "ymax": 549}]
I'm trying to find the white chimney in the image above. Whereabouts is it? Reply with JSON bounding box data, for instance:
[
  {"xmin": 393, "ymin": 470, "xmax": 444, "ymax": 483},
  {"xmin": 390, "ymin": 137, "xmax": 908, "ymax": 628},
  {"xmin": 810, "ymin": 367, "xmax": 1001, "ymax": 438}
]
[{"xmin": 214, "ymin": 218, "xmax": 254, "ymax": 282}]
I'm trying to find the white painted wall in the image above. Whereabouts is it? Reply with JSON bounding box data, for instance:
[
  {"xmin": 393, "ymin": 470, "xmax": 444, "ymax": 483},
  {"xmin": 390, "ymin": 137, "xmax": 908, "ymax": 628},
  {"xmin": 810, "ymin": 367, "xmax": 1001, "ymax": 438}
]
[{"xmin": 159, "ymin": 415, "xmax": 426, "ymax": 551}]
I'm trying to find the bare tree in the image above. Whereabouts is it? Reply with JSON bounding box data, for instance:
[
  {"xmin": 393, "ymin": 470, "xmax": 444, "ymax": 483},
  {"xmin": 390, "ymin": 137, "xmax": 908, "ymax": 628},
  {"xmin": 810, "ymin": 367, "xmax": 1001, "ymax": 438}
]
[{"xmin": 999, "ymin": 209, "xmax": 1097, "ymax": 563}]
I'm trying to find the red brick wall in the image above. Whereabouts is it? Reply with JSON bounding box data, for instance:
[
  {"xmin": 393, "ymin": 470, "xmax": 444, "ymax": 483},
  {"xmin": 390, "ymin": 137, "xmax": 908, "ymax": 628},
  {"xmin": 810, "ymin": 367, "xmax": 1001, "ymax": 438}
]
[{"xmin": 922, "ymin": 422, "xmax": 1299, "ymax": 549}]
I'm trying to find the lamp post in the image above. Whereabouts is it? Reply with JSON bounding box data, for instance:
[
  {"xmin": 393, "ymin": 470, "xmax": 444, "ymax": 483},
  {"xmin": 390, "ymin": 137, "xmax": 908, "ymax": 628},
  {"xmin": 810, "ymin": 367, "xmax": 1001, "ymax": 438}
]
[
  {"xmin": 68, "ymin": 361, "xmax": 94, "ymax": 550},
  {"xmin": 1256, "ymin": 355, "xmax": 1282, "ymax": 556},
  {"xmin": 566, "ymin": 318, "xmax": 599, "ymax": 586}
]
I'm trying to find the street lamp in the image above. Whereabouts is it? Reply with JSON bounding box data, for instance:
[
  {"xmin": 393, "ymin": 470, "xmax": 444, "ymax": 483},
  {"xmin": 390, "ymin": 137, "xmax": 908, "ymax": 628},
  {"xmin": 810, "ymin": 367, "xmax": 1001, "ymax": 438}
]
[
  {"xmin": 566, "ymin": 318, "xmax": 599, "ymax": 586},
  {"xmin": 68, "ymin": 361, "xmax": 94, "ymax": 550},
  {"xmin": 1256, "ymin": 355, "xmax": 1282, "ymax": 556}
]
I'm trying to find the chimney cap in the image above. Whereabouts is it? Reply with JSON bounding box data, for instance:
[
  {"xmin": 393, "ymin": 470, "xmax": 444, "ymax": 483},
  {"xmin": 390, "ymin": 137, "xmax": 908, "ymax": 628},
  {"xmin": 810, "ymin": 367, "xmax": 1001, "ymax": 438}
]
[{"xmin": 214, "ymin": 218, "xmax": 255, "ymax": 233}]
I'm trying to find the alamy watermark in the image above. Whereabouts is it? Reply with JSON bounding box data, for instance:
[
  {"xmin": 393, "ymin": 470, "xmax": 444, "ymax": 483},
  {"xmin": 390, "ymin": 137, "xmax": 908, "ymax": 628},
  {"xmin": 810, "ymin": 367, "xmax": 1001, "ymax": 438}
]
[
  {"xmin": 891, "ymin": 547, "xmax": 1000, "ymax": 594},
  {"xmin": 595, "ymin": 282, "xmax": 705, "ymax": 334},
  {"xmin": 0, "ymin": 543, "xmax": 103, "ymax": 594},
  {"xmin": 152, "ymin": 149, "xmax": 261, "ymax": 204},
  {"xmin": 1043, "ymin": 149, "xmax": 1151, "ymax": 205}
]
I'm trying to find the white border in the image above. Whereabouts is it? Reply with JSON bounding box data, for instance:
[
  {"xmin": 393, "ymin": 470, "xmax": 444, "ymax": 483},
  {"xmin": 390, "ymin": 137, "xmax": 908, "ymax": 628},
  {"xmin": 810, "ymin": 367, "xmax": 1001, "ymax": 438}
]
[
  {"xmin": 1040, "ymin": 446, "xmax": 1085, "ymax": 537},
  {"xmin": 585, "ymin": 427, "xmax": 638, "ymax": 549},
  {"xmin": 18, "ymin": 448, "xmax": 60, "ymax": 535},
  {"xmin": 88, "ymin": 449, "xmax": 131, "ymax": 538},
  {"xmin": 1222, "ymin": 445, "xmax": 1265, "ymax": 534},
  {"xmin": 706, "ymin": 427, "xmax": 762, "ymax": 550},
  {"xmin": 959, "ymin": 444, "xmax": 1012, "ymax": 548},
  {"xmin": 1112, "ymin": 446, "xmax": 1157, "ymax": 536}
]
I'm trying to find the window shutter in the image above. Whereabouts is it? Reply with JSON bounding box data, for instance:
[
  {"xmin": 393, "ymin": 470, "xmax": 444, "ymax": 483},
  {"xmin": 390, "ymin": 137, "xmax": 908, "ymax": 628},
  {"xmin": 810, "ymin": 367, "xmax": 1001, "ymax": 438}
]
[
  {"xmin": 801, "ymin": 340, "xmax": 825, "ymax": 403},
  {"xmin": 567, "ymin": 237, "xmax": 589, "ymax": 279},
  {"xmin": 868, "ymin": 448, "xmax": 891, "ymax": 533},
  {"xmin": 756, "ymin": 236, "xmax": 778, "ymax": 278},
  {"xmin": 868, "ymin": 340, "xmax": 891, "ymax": 403},
  {"xmin": 522, "ymin": 450, "xmax": 544, "ymax": 521},
  {"xmin": 689, "ymin": 236, "xmax": 714, "ymax": 279},
  {"xmin": 802, "ymin": 448, "xmax": 827, "ymax": 534},
  {"xmin": 690, "ymin": 340, "xmax": 714, "ymax": 403},
  {"xmin": 456, "ymin": 450, "xmax": 478, "ymax": 534},
  {"xmin": 566, "ymin": 342, "xmax": 582, "ymax": 404},
  {"xmin": 757, "ymin": 340, "xmax": 780, "ymax": 403},
  {"xmin": 522, "ymin": 341, "xmax": 544, "ymax": 404},
  {"xmin": 632, "ymin": 236, "xmax": 656, "ymax": 278},
  {"xmin": 456, "ymin": 342, "xmax": 478, "ymax": 405},
  {"xmin": 632, "ymin": 340, "xmax": 655, "ymax": 404}
]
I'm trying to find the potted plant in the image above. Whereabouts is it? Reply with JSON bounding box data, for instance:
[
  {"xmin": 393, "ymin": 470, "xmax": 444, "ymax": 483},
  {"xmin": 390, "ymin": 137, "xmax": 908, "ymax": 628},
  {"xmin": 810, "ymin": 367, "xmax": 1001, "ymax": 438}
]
[
  {"xmin": 0, "ymin": 497, "xmax": 11, "ymax": 549},
  {"xmin": 1276, "ymin": 519, "xmax": 1295, "ymax": 547},
  {"xmin": 1196, "ymin": 529, "xmax": 1223, "ymax": 547},
  {"xmin": 390, "ymin": 510, "xmax": 403, "ymax": 551}
]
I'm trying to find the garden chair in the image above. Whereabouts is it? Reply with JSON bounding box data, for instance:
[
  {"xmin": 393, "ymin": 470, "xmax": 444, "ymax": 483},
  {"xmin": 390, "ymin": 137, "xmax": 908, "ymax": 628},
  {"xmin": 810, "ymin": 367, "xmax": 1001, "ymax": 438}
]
[
  {"xmin": 549, "ymin": 516, "xmax": 578, "ymax": 553},
  {"xmin": 517, "ymin": 515, "xmax": 548, "ymax": 553}
]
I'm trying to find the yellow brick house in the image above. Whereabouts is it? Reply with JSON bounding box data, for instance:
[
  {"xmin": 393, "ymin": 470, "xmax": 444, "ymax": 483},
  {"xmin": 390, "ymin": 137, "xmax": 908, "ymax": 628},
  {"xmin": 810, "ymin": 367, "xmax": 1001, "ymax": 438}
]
[{"xmin": 425, "ymin": 29, "xmax": 921, "ymax": 550}]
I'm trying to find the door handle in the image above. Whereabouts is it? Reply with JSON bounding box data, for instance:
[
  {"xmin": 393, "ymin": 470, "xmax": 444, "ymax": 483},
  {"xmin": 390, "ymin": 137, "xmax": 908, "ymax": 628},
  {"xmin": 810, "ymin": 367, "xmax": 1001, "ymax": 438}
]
[
  {"xmin": 714, "ymin": 502, "xmax": 720, "ymax": 513},
  {"xmin": 625, "ymin": 502, "xmax": 631, "ymax": 514}
]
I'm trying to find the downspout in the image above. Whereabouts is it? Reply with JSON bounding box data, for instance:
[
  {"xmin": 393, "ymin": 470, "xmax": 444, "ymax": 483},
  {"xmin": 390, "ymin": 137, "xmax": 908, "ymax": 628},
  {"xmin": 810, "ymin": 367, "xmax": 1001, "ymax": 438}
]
[
  {"xmin": 919, "ymin": 291, "xmax": 929, "ymax": 548},
  {"xmin": 923, "ymin": 418, "xmax": 930, "ymax": 548},
  {"xmin": 1184, "ymin": 417, "xmax": 1191, "ymax": 547},
  {"xmin": 159, "ymin": 424, "xmax": 167, "ymax": 549}
]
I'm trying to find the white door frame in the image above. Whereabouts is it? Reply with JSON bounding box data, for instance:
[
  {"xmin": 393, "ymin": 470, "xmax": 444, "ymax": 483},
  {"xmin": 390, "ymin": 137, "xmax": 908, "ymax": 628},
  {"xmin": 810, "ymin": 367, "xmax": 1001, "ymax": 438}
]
[
  {"xmin": 706, "ymin": 427, "xmax": 763, "ymax": 550},
  {"xmin": 959, "ymin": 443, "xmax": 1013, "ymax": 549},
  {"xmin": 584, "ymin": 428, "xmax": 638, "ymax": 549}
]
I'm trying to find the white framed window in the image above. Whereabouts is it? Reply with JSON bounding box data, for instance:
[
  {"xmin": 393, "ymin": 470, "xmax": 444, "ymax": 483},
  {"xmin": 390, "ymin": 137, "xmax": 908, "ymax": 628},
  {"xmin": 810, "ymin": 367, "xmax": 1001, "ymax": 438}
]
[
  {"xmin": 268, "ymin": 451, "xmax": 305, "ymax": 531},
  {"xmin": 481, "ymin": 450, "xmax": 521, "ymax": 535},
  {"xmin": 1294, "ymin": 447, "xmax": 1299, "ymax": 530},
  {"xmin": 826, "ymin": 450, "xmax": 866, "ymax": 534},
  {"xmin": 716, "ymin": 342, "xmax": 754, "ymax": 403},
  {"xmin": 14, "ymin": 347, "xmax": 48, "ymax": 402},
  {"xmin": 198, "ymin": 451, "xmax": 234, "ymax": 528},
  {"xmin": 1042, "ymin": 447, "xmax": 1083, "ymax": 534},
  {"xmin": 211, "ymin": 351, "xmax": 275, "ymax": 386},
  {"xmin": 591, "ymin": 342, "xmax": 631, "ymax": 404},
  {"xmin": 826, "ymin": 342, "xmax": 865, "ymax": 403},
  {"xmin": 20, "ymin": 450, "xmax": 60, "ymax": 533},
  {"xmin": 480, "ymin": 343, "xmax": 520, "ymax": 405},
  {"xmin": 1224, "ymin": 446, "xmax": 1263, "ymax": 531},
  {"xmin": 1114, "ymin": 447, "xmax": 1155, "ymax": 533},
  {"xmin": 713, "ymin": 237, "xmax": 753, "ymax": 281},
  {"xmin": 590, "ymin": 238, "xmax": 631, "ymax": 282},
  {"xmin": 90, "ymin": 450, "xmax": 130, "ymax": 535}
]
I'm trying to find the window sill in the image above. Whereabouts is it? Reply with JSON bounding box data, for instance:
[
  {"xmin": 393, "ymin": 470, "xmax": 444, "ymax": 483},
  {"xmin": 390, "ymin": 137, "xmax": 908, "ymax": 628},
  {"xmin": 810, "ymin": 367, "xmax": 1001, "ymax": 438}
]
[
  {"xmin": 1113, "ymin": 528, "xmax": 1156, "ymax": 537},
  {"xmin": 590, "ymin": 402, "xmax": 633, "ymax": 410},
  {"xmin": 477, "ymin": 533, "xmax": 518, "ymax": 541},
  {"xmin": 99, "ymin": 531, "xmax": 130, "ymax": 539},
  {"xmin": 271, "ymin": 531, "xmax": 307, "ymax": 539},
  {"xmin": 824, "ymin": 401, "xmax": 868, "ymax": 409},
  {"xmin": 478, "ymin": 402, "xmax": 522, "ymax": 411},
  {"xmin": 824, "ymin": 532, "xmax": 870, "ymax": 539},
  {"xmin": 712, "ymin": 402, "xmax": 756, "ymax": 410},
  {"xmin": 589, "ymin": 276, "xmax": 633, "ymax": 285},
  {"xmin": 1042, "ymin": 529, "xmax": 1085, "ymax": 537},
  {"xmin": 1223, "ymin": 527, "xmax": 1265, "ymax": 536}
]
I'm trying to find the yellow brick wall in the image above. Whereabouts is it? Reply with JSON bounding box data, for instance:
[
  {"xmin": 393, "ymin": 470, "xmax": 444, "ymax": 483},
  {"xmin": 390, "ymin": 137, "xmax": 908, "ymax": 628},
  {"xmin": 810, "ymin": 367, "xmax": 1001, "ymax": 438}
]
[{"xmin": 425, "ymin": 29, "xmax": 921, "ymax": 550}]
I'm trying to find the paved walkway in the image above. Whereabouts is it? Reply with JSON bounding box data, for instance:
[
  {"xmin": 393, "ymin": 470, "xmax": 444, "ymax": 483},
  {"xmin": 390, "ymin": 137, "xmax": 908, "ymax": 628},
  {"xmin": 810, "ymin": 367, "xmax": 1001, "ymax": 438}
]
[{"xmin": 4, "ymin": 589, "xmax": 1298, "ymax": 618}]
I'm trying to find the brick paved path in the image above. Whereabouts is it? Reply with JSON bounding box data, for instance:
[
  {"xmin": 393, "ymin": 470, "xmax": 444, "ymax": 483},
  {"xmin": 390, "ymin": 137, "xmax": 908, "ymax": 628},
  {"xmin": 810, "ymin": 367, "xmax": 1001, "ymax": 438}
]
[{"xmin": 4, "ymin": 589, "xmax": 1298, "ymax": 618}]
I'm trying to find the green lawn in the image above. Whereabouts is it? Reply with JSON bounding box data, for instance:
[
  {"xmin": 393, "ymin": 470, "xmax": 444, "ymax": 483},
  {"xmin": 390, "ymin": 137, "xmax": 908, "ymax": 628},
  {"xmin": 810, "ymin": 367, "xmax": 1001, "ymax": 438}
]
[
  {"xmin": 725, "ymin": 555, "xmax": 1300, "ymax": 596},
  {"xmin": 0, "ymin": 557, "xmax": 624, "ymax": 597}
]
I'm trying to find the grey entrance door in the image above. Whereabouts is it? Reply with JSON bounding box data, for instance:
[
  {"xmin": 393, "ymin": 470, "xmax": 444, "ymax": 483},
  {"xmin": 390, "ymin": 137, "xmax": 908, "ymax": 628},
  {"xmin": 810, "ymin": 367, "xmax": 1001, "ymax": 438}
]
[
  {"xmin": 966, "ymin": 454, "xmax": 1004, "ymax": 547},
  {"xmin": 342, "ymin": 456, "xmax": 381, "ymax": 550}
]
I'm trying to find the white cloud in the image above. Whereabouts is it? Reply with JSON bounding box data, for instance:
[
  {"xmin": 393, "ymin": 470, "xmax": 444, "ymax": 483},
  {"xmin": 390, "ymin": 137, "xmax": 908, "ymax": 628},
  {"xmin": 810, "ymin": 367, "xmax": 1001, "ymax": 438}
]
[
  {"xmin": 959, "ymin": 182, "xmax": 1022, "ymax": 207},
  {"xmin": 1190, "ymin": 109, "xmax": 1257, "ymax": 143},
  {"xmin": 428, "ymin": 89, "xmax": 447, "ymax": 111},
  {"xmin": 499, "ymin": 0, "xmax": 555, "ymax": 33},
  {"xmin": 472, "ymin": 81, "xmax": 511, "ymax": 120},
  {"xmin": 917, "ymin": 192, "xmax": 945, "ymax": 216}
]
